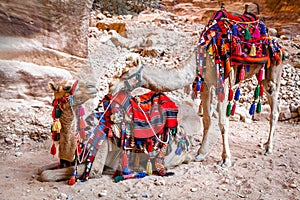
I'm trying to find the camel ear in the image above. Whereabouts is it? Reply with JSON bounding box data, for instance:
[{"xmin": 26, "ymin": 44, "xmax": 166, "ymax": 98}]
[
  {"xmin": 49, "ymin": 82, "xmax": 58, "ymax": 92},
  {"xmin": 70, "ymin": 80, "xmax": 78, "ymax": 95}
]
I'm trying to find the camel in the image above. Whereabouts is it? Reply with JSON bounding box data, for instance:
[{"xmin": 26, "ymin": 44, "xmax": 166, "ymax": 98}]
[
  {"xmin": 109, "ymin": 6, "xmax": 284, "ymax": 168},
  {"xmin": 39, "ymin": 70, "xmax": 193, "ymax": 182}
]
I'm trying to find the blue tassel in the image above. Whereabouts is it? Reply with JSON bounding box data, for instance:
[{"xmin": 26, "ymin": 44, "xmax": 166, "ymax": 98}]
[
  {"xmin": 246, "ymin": 65, "xmax": 250, "ymax": 72},
  {"xmin": 259, "ymin": 22, "xmax": 267, "ymax": 35},
  {"xmin": 123, "ymin": 167, "xmax": 131, "ymax": 175},
  {"xmin": 134, "ymin": 172, "xmax": 147, "ymax": 179},
  {"xmin": 175, "ymin": 146, "xmax": 182, "ymax": 155},
  {"xmin": 249, "ymin": 102, "xmax": 256, "ymax": 115},
  {"xmin": 234, "ymin": 88, "xmax": 240, "ymax": 101},
  {"xmin": 232, "ymin": 24, "xmax": 238, "ymax": 36}
]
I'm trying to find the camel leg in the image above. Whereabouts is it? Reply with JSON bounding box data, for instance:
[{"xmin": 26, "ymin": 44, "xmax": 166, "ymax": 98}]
[
  {"xmin": 263, "ymin": 80, "xmax": 280, "ymax": 155},
  {"xmin": 195, "ymin": 84, "xmax": 212, "ymax": 162},
  {"xmin": 217, "ymin": 99, "xmax": 231, "ymax": 167},
  {"xmin": 89, "ymin": 138, "xmax": 109, "ymax": 178},
  {"xmin": 263, "ymin": 62, "xmax": 282, "ymax": 155},
  {"xmin": 39, "ymin": 164, "xmax": 86, "ymax": 182},
  {"xmin": 38, "ymin": 162, "xmax": 59, "ymax": 175}
]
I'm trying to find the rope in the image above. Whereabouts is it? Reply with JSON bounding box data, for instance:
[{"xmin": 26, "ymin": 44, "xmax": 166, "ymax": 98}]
[{"xmin": 137, "ymin": 103, "xmax": 169, "ymax": 145}]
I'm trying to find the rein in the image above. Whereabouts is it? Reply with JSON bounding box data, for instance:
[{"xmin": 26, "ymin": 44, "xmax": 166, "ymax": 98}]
[{"xmin": 122, "ymin": 65, "xmax": 144, "ymax": 91}]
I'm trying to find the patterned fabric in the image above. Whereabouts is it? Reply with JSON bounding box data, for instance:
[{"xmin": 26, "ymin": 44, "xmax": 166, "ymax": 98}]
[
  {"xmin": 195, "ymin": 8, "xmax": 283, "ymax": 102},
  {"xmin": 112, "ymin": 90, "xmax": 178, "ymax": 138}
]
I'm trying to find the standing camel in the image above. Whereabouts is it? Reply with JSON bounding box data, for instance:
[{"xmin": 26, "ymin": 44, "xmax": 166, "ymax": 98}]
[{"xmin": 109, "ymin": 6, "xmax": 284, "ymax": 168}]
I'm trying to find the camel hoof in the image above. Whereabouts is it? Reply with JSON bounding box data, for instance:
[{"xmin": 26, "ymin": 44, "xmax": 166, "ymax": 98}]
[
  {"xmin": 194, "ymin": 154, "xmax": 206, "ymax": 162},
  {"xmin": 183, "ymin": 154, "xmax": 193, "ymax": 164},
  {"xmin": 264, "ymin": 149, "xmax": 273, "ymax": 155},
  {"xmin": 263, "ymin": 143, "xmax": 273, "ymax": 155},
  {"xmin": 218, "ymin": 160, "xmax": 231, "ymax": 168}
]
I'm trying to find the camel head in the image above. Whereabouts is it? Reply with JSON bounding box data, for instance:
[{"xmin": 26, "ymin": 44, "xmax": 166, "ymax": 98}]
[
  {"xmin": 49, "ymin": 80, "xmax": 98, "ymax": 109},
  {"xmin": 109, "ymin": 53, "xmax": 143, "ymax": 94}
]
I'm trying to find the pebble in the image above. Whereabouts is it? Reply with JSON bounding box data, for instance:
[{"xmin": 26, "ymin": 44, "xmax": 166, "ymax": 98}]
[
  {"xmin": 98, "ymin": 190, "xmax": 107, "ymax": 197},
  {"xmin": 190, "ymin": 188, "xmax": 197, "ymax": 192},
  {"xmin": 15, "ymin": 152, "xmax": 23, "ymax": 157}
]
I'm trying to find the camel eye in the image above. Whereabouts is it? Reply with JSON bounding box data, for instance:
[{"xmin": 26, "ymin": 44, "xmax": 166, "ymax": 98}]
[{"xmin": 63, "ymin": 86, "xmax": 71, "ymax": 92}]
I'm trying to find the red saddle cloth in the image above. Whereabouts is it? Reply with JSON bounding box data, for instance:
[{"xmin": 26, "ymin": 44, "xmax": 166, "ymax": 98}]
[
  {"xmin": 112, "ymin": 90, "xmax": 178, "ymax": 139},
  {"xmin": 200, "ymin": 9, "xmax": 270, "ymax": 69}
]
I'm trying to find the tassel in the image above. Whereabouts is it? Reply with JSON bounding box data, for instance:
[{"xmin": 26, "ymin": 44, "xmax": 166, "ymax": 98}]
[
  {"xmin": 244, "ymin": 28, "xmax": 251, "ymax": 41},
  {"xmin": 147, "ymin": 138, "xmax": 153, "ymax": 153},
  {"xmin": 50, "ymin": 143, "xmax": 56, "ymax": 156},
  {"xmin": 146, "ymin": 159, "xmax": 153, "ymax": 175},
  {"xmin": 79, "ymin": 129, "xmax": 86, "ymax": 139},
  {"xmin": 239, "ymin": 66, "xmax": 245, "ymax": 81},
  {"xmin": 252, "ymin": 26, "xmax": 261, "ymax": 39},
  {"xmin": 52, "ymin": 120, "xmax": 61, "ymax": 132},
  {"xmin": 246, "ymin": 65, "xmax": 250, "ymax": 72},
  {"xmin": 259, "ymin": 84, "xmax": 264, "ymax": 97},
  {"xmin": 234, "ymin": 88, "xmax": 240, "ymax": 101},
  {"xmin": 55, "ymin": 108, "xmax": 62, "ymax": 118},
  {"xmin": 249, "ymin": 102, "xmax": 256, "ymax": 115},
  {"xmin": 77, "ymin": 107, "xmax": 85, "ymax": 116},
  {"xmin": 232, "ymin": 24, "xmax": 238, "ymax": 36},
  {"xmin": 257, "ymin": 68, "xmax": 264, "ymax": 81},
  {"xmin": 256, "ymin": 100, "xmax": 262, "ymax": 113},
  {"xmin": 231, "ymin": 103, "xmax": 236, "ymax": 116},
  {"xmin": 68, "ymin": 175, "xmax": 76, "ymax": 185},
  {"xmin": 259, "ymin": 22, "xmax": 267, "ymax": 35},
  {"xmin": 254, "ymin": 86, "xmax": 260, "ymax": 99},
  {"xmin": 196, "ymin": 79, "xmax": 201, "ymax": 91},
  {"xmin": 249, "ymin": 43, "xmax": 256, "ymax": 56},
  {"xmin": 218, "ymin": 91, "xmax": 225, "ymax": 102},
  {"xmin": 79, "ymin": 117, "xmax": 86, "ymax": 129},
  {"xmin": 228, "ymin": 88, "xmax": 233, "ymax": 101},
  {"xmin": 52, "ymin": 131, "xmax": 60, "ymax": 141},
  {"xmin": 200, "ymin": 82, "xmax": 205, "ymax": 92},
  {"xmin": 114, "ymin": 176, "xmax": 125, "ymax": 183},
  {"xmin": 123, "ymin": 166, "xmax": 131, "ymax": 175},
  {"xmin": 122, "ymin": 151, "xmax": 128, "ymax": 168},
  {"xmin": 226, "ymin": 103, "xmax": 232, "ymax": 117},
  {"xmin": 175, "ymin": 145, "xmax": 182, "ymax": 155},
  {"xmin": 135, "ymin": 172, "xmax": 147, "ymax": 179},
  {"xmin": 68, "ymin": 170, "xmax": 77, "ymax": 185},
  {"xmin": 233, "ymin": 41, "xmax": 242, "ymax": 56}
]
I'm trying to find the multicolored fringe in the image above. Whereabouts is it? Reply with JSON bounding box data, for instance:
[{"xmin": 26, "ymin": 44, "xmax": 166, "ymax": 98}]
[{"xmin": 195, "ymin": 7, "xmax": 284, "ymax": 117}]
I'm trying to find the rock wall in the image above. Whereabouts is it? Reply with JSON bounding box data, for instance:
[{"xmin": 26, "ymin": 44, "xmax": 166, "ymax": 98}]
[{"xmin": 0, "ymin": 0, "xmax": 95, "ymax": 140}]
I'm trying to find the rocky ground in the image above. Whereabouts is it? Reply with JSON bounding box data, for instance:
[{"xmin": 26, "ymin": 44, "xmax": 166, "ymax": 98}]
[{"xmin": 1, "ymin": 4, "xmax": 300, "ymax": 200}]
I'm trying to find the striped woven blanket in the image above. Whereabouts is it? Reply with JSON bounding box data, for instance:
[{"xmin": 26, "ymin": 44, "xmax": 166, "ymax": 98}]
[{"xmin": 112, "ymin": 90, "xmax": 178, "ymax": 139}]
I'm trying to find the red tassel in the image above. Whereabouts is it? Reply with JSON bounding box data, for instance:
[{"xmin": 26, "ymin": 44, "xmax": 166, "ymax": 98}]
[
  {"xmin": 50, "ymin": 143, "xmax": 56, "ymax": 156},
  {"xmin": 78, "ymin": 107, "xmax": 85, "ymax": 116},
  {"xmin": 218, "ymin": 92, "xmax": 225, "ymax": 102},
  {"xmin": 68, "ymin": 176, "xmax": 76, "ymax": 185},
  {"xmin": 228, "ymin": 88, "xmax": 233, "ymax": 101},
  {"xmin": 147, "ymin": 138, "xmax": 153, "ymax": 153},
  {"xmin": 231, "ymin": 103, "xmax": 236, "ymax": 116},
  {"xmin": 52, "ymin": 108, "xmax": 56, "ymax": 119},
  {"xmin": 260, "ymin": 84, "xmax": 264, "ymax": 96},
  {"xmin": 79, "ymin": 118, "xmax": 86, "ymax": 129},
  {"xmin": 239, "ymin": 66, "xmax": 245, "ymax": 81},
  {"xmin": 122, "ymin": 152, "xmax": 128, "ymax": 168},
  {"xmin": 200, "ymin": 82, "xmax": 205, "ymax": 92},
  {"xmin": 257, "ymin": 68, "xmax": 264, "ymax": 82},
  {"xmin": 79, "ymin": 129, "xmax": 86, "ymax": 139}
]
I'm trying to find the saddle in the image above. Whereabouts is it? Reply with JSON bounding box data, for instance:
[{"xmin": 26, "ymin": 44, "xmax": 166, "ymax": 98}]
[{"xmin": 194, "ymin": 7, "xmax": 284, "ymax": 116}]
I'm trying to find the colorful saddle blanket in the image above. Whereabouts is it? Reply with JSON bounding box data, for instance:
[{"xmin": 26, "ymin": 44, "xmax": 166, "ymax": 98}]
[
  {"xmin": 197, "ymin": 9, "xmax": 282, "ymax": 78},
  {"xmin": 112, "ymin": 90, "xmax": 178, "ymax": 139}
]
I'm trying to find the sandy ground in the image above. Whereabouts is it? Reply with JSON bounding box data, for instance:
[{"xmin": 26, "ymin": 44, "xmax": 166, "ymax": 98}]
[{"xmin": 0, "ymin": 118, "xmax": 299, "ymax": 200}]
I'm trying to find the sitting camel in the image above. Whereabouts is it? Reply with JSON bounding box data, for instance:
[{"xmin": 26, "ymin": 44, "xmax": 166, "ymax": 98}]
[
  {"xmin": 39, "ymin": 72, "xmax": 193, "ymax": 182},
  {"xmin": 109, "ymin": 6, "xmax": 284, "ymax": 168}
]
